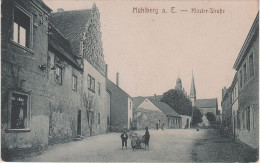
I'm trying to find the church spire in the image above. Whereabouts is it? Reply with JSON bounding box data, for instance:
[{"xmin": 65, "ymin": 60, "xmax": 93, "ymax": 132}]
[
  {"xmin": 190, "ymin": 71, "xmax": 196, "ymax": 107},
  {"xmin": 190, "ymin": 71, "xmax": 196, "ymax": 97}
]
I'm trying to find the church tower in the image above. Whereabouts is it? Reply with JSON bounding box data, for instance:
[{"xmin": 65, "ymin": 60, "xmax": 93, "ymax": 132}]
[
  {"xmin": 175, "ymin": 76, "xmax": 183, "ymax": 90},
  {"xmin": 190, "ymin": 71, "xmax": 196, "ymax": 107}
]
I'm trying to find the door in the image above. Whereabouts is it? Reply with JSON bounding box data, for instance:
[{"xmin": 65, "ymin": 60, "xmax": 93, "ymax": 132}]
[
  {"xmin": 77, "ymin": 110, "xmax": 81, "ymax": 135},
  {"xmin": 186, "ymin": 119, "xmax": 189, "ymax": 128}
]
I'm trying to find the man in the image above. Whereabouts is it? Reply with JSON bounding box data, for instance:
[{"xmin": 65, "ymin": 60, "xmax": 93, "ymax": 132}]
[{"xmin": 120, "ymin": 130, "xmax": 128, "ymax": 150}]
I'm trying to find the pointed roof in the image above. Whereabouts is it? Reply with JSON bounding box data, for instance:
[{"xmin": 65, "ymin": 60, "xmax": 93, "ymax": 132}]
[
  {"xmin": 190, "ymin": 71, "xmax": 196, "ymax": 98},
  {"xmin": 149, "ymin": 99, "xmax": 181, "ymax": 118},
  {"xmin": 195, "ymin": 98, "xmax": 218, "ymax": 108},
  {"xmin": 49, "ymin": 8, "xmax": 92, "ymax": 57}
]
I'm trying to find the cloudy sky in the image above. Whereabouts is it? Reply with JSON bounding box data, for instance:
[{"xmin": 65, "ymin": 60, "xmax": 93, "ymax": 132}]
[{"xmin": 43, "ymin": 0, "xmax": 258, "ymax": 110}]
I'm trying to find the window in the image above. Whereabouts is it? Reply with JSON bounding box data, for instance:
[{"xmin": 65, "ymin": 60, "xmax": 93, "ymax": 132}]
[
  {"xmin": 234, "ymin": 87, "xmax": 236, "ymax": 99},
  {"xmin": 243, "ymin": 63, "xmax": 247, "ymax": 84},
  {"xmin": 253, "ymin": 108, "xmax": 256, "ymax": 129},
  {"xmin": 239, "ymin": 70, "xmax": 243, "ymax": 88},
  {"xmin": 242, "ymin": 110, "xmax": 245, "ymax": 129},
  {"xmin": 247, "ymin": 107, "xmax": 250, "ymax": 130},
  {"xmin": 98, "ymin": 113, "xmax": 100, "ymax": 124},
  {"xmin": 87, "ymin": 75, "xmax": 95, "ymax": 92},
  {"xmin": 98, "ymin": 82, "xmax": 101, "ymax": 95},
  {"xmin": 13, "ymin": 6, "xmax": 31, "ymax": 48},
  {"xmin": 72, "ymin": 75, "xmax": 77, "ymax": 91},
  {"xmin": 107, "ymin": 117, "xmax": 110, "ymax": 125},
  {"xmin": 80, "ymin": 40, "xmax": 83, "ymax": 56},
  {"xmin": 87, "ymin": 75, "xmax": 91, "ymax": 89},
  {"xmin": 249, "ymin": 53, "xmax": 254, "ymax": 78},
  {"xmin": 56, "ymin": 66, "xmax": 62, "ymax": 84},
  {"xmin": 237, "ymin": 111, "xmax": 240, "ymax": 130},
  {"xmin": 9, "ymin": 92, "xmax": 30, "ymax": 130}
]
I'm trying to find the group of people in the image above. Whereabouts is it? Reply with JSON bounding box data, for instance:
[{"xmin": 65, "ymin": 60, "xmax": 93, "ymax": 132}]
[{"xmin": 120, "ymin": 127, "xmax": 150, "ymax": 150}]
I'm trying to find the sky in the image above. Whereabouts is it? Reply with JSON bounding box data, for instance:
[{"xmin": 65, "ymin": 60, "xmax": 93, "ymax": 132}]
[{"xmin": 43, "ymin": 0, "xmax": 258, "ymax": 110}]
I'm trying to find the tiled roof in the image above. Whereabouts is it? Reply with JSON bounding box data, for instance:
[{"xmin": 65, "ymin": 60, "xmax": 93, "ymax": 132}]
[
  {"xmin": 149, "ymin": 99, "xmax": 181, "ymax": 118},
  {"xmin": 49, "ymin": 9, "xmax": 92, "ymax": 57},
  {"xmin": 106, "ymin": 79, "xmax": 132, "ymax": 99},
  {"xmin": 195, "ymin": 98, "xmax": 218, "ymax": 108},
  {"xmin": 233, "ymin": 12, "xmax": 259, "ymax": 70},
  {"xmin": 133, "ymin": 96, "xmax": 146, "ymax": 110},
  {"xmin": 133, "ymin": 95, "xmax": 163, "ymax": 105},
  {"xmin": 48, "ymin": 23, "xmax": 82, "ymax": 70}
]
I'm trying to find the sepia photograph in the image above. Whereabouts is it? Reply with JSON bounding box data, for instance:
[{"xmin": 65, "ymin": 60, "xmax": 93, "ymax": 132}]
[{"xmin": 1, "ymin": 0, "xmax": 259, "ymax": 162}]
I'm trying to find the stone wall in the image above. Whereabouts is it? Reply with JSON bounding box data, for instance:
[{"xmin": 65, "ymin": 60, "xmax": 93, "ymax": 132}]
[
  {"xmin": 134, "ymin": 108, "xmax": 168, "ymax": 130},
  {"xmin": 46, "ymin": 50, "xmax": 83, "ymax": 144}
]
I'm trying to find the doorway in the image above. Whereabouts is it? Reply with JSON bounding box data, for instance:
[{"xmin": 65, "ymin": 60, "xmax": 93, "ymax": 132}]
[{"xmin": 77, "ymin": 110, "xmax": 81, "ymax": 135}]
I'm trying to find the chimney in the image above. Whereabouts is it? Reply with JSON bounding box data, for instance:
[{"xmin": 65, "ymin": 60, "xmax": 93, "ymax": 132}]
[
  {"xmin": 105, "ymin": 64, "xmax": 108, "ymax": 78},
  {"xmin": 116, "ymin": 72, "xmax": 119, "ymax": 87},
  {"xmin": 154, "ymin": 94, "xmax": 157, "ymax": 100},
  {"xmin": 57, "ymin": 8, "xmax": 64, "ymax": 12}
]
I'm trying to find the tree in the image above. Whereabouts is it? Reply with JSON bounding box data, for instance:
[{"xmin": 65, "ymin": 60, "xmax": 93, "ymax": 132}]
[
  {"xmin": 191, "ymin": 107, "xmax": 203, "ymax": 126},
  {"xmin": 205, "ymin": 112, "xmax": 216, "ymax": 122},
  {"xmin": 83, "ymin": 92, "xmax": 96, "ymax": 136},
  {"xmin": 161, "ymin": 89, "xmax": 192, "ymax": 116}
]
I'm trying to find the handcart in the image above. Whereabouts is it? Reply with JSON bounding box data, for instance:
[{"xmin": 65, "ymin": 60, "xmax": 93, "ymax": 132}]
[{"xmin": 130, "ymin": 132, "xmax": 145, "ymax": 151}]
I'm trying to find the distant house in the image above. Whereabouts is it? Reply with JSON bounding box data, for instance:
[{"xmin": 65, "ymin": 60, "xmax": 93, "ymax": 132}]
[
  {"xmin": 198, "ymin": 115, "xmax": 210, "ymax": 127},
  {"xmin": 221, "ymin": 87, "xmax": 232, "ymax": 134},
  {"xmin": 195, "ymin": 98, "xmax": 219, "ymax": 116},
  {"xmin": 133, "ymin": 97, "xmax": 181, "ymax": 130},
  {"xmin": 106, "ymin": 73, "xmax": 133, "ymax": 132}
]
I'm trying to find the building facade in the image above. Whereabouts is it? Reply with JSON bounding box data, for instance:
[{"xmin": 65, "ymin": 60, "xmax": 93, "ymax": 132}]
[
  {"xmin": 233, "ymin": 13, "xmax": 259, "ymax": 149},
  {"xmin": 107, "ymin": 76, "xmax": 133, "ymax": 132},
  {"xmin": 1, "ymin": 0, "xmax": 52, "ymax": 159},
  {"xmin": 1, "ymin": 0, "xmax": 112, "ymax": 160},
  {"xmin": 230, "ymin": 73, "xmax": 239, "ymax": 139},
  {"xmin": 133, "ymin": 97, "xmax": 181, "ymax": 130},
  {"xmin": 221, "ymin": 88, "xmax": 232, "ymax": 134}
]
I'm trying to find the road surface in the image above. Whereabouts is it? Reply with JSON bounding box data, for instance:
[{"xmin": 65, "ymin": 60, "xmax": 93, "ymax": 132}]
[{"xmin": 16, "ymin": 129, "xmax": 257, "ymax": 162}]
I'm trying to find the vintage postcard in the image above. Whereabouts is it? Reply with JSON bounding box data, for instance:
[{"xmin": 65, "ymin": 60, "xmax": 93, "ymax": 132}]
[{"xmin": 1, "ymin": 0, "xmax": 259, "ymax": 162}]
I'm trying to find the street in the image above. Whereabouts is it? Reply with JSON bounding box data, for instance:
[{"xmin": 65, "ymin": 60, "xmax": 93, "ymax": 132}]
[{"xmin": 16, "ymin": 129, "xmax": 256, "ymax": 162}]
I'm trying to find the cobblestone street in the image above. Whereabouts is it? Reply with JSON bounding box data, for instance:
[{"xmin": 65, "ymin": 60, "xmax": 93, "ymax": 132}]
[{"xmin": 15, "ymin": 129, "xmax": 257, "ymax": 162}]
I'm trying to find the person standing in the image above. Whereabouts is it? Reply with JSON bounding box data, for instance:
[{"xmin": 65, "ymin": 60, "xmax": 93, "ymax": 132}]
[
  {"xmin": 161, "ymin": 123, "xmax": 164, "ymax": 131},
  {"xmin": 144, "ymin": 127, "xmax": 150, "ymax": 150},
  {"xmin": 120, "ymin": 130, "xmax": 128, "ymax": 150}
]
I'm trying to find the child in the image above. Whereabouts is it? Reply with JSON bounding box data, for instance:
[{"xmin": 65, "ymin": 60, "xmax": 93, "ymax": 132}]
[{"xmin": 120, "ymin": 130, "xmax": 128, "ymax": 150}]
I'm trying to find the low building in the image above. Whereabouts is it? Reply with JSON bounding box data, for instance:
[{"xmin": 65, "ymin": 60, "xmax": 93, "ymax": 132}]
[
  {"xmin": 180, "ymin": 115, "xmax": 192, "ymax": 129},
  {"xmin": 233, "ymin": 13, "xmax": 259, "ymax": 149},
  {"xmin": 106, "ymin": 73, "xmax": 133, "ymax": 132},
  {"xmin": 133, "ymin": 97, "xmax": 181, "ymax": 130}
]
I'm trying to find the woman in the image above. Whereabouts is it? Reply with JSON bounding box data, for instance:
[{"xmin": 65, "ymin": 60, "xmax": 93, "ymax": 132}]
[{"xmin": 144, "ymin": 127, "xmax": 150, "ymax": 150}]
